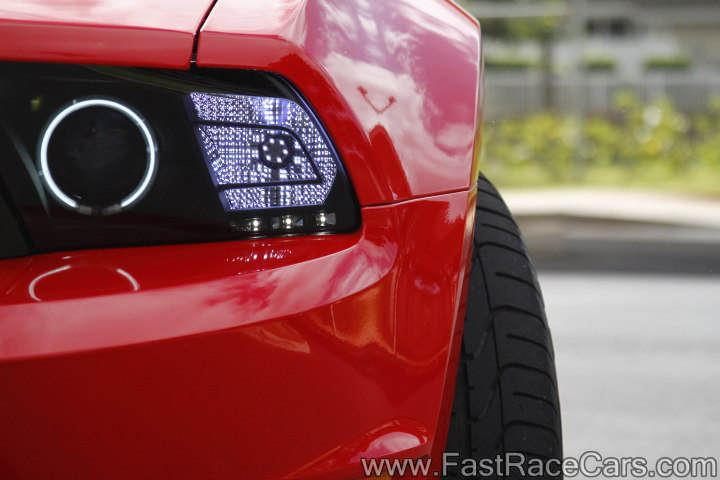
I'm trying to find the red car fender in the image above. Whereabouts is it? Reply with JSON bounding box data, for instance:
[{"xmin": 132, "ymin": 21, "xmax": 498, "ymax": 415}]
[{"xmin": 0, "ymin": 1, "xmax": 484, "ymax": 478}]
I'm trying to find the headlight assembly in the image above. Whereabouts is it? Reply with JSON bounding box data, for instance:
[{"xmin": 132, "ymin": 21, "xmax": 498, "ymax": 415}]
[{"xmin": 0, "ymin": 63, "xmax": 358, "ymax": 257}]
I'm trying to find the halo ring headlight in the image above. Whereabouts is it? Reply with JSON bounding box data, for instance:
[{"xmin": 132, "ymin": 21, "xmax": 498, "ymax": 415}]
[{"xmin": 38, "ymin": 97, "xmax": 158, "ymax": 215}]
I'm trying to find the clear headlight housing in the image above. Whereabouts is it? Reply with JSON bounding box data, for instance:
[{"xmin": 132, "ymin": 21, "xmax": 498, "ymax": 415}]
[
  {"xmin": 0, "ymin": 63, "xmax": 358, "ymax": 257},
  {"xmin": 188, "ymin": 93, "xmax": 338, "ymax": 212}
]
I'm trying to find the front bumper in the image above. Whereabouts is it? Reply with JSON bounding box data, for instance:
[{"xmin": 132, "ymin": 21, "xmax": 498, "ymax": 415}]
[{"xmin": 0, "ymin": 189, "xmax": 475, "ymax": 480}]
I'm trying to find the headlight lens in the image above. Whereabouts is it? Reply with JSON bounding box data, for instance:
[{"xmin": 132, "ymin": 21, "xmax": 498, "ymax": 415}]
[
  {"xmin": 0, "ymin": 63, "xmax": 358, "ymax": 257},
  {"xmin": 188, "ymin": 93, "xmax": 337, "ymax": 211},
  {"xmin": 39, "ymin": 97, "xmax": 158, "ymax": 215}
]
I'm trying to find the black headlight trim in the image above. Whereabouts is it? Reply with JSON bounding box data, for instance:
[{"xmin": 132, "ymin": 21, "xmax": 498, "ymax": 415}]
[{"xmin": 0, "ymin": 62, "xmax": 359, "ymax": 257}]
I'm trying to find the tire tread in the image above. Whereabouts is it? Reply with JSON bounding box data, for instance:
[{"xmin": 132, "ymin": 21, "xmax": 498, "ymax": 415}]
[{"xmin": 444, "ymin": 175, "xmax": 562, "ymax": 479}]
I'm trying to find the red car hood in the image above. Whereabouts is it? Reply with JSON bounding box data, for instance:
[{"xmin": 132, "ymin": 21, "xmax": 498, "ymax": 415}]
[{"xmin": 0, "ymin": 0, "xmax": 218, "ymax": 68}]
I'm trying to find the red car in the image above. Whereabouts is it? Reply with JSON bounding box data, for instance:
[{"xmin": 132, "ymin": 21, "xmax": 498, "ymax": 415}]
[{"xmin": 0, "ymin": 1, "xmax": 561, "ymax": 479}]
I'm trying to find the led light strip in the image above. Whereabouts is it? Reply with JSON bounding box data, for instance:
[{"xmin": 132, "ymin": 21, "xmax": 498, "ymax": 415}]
[{"xmin": 38, "ymin": 98, "xmax": 158, "ymax": 214}]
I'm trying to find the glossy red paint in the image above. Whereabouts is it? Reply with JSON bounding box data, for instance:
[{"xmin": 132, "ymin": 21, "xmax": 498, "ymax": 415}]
[
  {"xmin": 0, "ymin": 0, "xmax": 216, "ymax": 68},
  {"xmin": 197, "ymin": 0, "xmax": 483, "ymax": 206},
  {"xmin": 0, "ymin": 190, "xmax": 476, "ymax": 480}
]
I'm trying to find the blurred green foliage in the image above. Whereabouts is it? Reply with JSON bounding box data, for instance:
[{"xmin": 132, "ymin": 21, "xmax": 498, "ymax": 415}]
[
  {"xmin": 482, "ymin": 92, "xmax": 720, "ymax": 194},
  {"xmin": 485, "ymin": 57, "xmax": 538, "ymax": 71},
  {"xmin": 482, "ymin": 14, "xmax": 563, "ymax": 43},
  {"xmin": 582, "ymin": 56, "xmax": 617, "ymax": 72},
  {"xmin": 478, "ymin": 0, "xmax": 565, "ymax": 42},
  {"xmin": 480, "ymin": 0, "xmax": 563, "ymax": 43},
  {"xmin": 644, "ymin": 55, "xmax": 692, "ymax": 71}
]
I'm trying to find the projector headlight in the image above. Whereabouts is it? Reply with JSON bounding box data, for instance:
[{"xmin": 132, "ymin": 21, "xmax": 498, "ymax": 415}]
[
  {"xmin": 0, "ymin": 63, "xmax": 358, "ymax": 256},
  {"xmin": 39, "ymin": 97, "xmax": 158, "ymax": 216}
]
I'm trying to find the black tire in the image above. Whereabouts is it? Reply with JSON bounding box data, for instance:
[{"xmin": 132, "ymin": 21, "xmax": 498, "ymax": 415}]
[{"xmin": 443, "ymin": 175, "xmax": 562, "ymax": 479}]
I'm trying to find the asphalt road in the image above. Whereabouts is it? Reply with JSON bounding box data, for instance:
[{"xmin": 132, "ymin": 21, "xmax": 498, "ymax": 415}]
[{"xmin": 540, "ymin": 271, "xmax": 720, "ymax": 469}]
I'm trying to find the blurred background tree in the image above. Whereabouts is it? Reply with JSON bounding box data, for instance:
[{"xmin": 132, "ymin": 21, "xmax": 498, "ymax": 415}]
[
  {"xmin": 460, "ymin": 0, "xmax": 720, "ymax": 194},
  {"xmin": 474, "ymin": 0, "xmax": 567, "ymax": 109}
]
